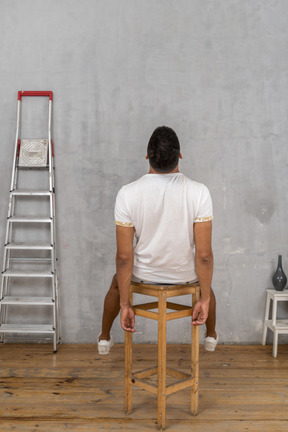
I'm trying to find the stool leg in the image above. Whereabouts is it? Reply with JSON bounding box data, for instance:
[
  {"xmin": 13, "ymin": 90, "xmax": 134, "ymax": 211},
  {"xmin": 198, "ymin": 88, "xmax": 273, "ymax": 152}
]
[
  {"xmin": 124, "ymin": 330, "xmax": 133, "ymax": 414},
  {"xmin": 124, "ymin": 288, "xmax": 134, "ymax": 414},
  {"xmin": 191, "ymin": 290, "xmax": 199, "ymax": 416},
  {"xmin": 157, "ymin": 291, "xmax": 167, "ymax": 430}
]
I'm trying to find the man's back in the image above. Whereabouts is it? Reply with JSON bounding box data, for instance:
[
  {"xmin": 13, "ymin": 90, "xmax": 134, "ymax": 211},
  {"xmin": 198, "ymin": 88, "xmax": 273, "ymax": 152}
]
[
  {"xmin": 115, "ymin": 172, "xmax": 213, "ymax": 283},
  {"xmin": 99, "ymin": 126, "xmax": 215, "ymax": 344}
]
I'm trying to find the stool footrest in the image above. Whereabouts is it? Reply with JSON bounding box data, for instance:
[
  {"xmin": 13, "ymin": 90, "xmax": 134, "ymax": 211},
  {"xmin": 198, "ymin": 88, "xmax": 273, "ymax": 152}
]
[
  {"xmin": 134, "ymin": 308, "xmax": 193, "ymax": 321},
  {"xmin": 133, "ymin": 367, "xmax": 157, "ymax": 379},
  {"xmin": 166, "ymin": 309, "xmax": 193, "ymax": 321},
  {"xmin": 133, "ymin": 302, "xmax": 158, "ymax": 311},
  {"xmin": 166, "ymin": 377, "xmax": 196, "ymax": 396},
  {"xmin": 134, "ymin": 301, "xmax": 193, "ymax": 312},
  {"xmin": 166, "ymin": 367, "xmax": 190, "ymax": 380},
  {"xmin": 166, "ymin": 302, "xmax": 192, "ymax": 311},
  {"xmin": 133, "ymin": 366, "xmax": 191, "ymax": 381},
  {"xmin": 132, "ymin": 366, "xmax": 195, "ymax": 397},
  {"xmin": 133, "ymin": 308, "xmax": 159, "ymax": 320},
  {"xmin": 131, "ymin": 377, "xmax": 158, "ymax": 395}
]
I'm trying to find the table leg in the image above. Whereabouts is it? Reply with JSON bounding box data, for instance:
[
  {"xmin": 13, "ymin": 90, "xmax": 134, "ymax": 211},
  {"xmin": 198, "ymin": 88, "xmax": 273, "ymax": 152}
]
[
  {"xmin": 272, "ymin": 297, "xmax": 277, "ymax": 327},
  {"xmin": 273, "ymin": 331, "xmax": 278, "ymax": 358},
  {"xmin": 262, "ymin": 293, "xmax": 270, "ymax": 345}
]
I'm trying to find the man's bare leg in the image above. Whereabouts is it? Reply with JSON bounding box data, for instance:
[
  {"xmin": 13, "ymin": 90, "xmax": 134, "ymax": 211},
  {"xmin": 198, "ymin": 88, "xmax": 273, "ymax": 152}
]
[{"xmin": 98, "ymin": 274, "xmax": 120, "ymax": 341}]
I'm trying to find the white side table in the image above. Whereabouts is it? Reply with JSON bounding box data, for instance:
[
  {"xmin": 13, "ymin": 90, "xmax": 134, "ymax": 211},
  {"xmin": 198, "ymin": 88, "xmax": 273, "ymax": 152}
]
[{"xmin": 262, "ymin": 289, "xmax": 288, "ymax": 358}]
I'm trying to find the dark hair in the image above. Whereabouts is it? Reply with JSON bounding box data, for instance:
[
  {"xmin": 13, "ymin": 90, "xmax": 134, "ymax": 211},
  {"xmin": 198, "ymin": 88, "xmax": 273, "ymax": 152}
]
[{"xmin": 147, "ymin": 126, "xmax": 180, "ymax": 173}]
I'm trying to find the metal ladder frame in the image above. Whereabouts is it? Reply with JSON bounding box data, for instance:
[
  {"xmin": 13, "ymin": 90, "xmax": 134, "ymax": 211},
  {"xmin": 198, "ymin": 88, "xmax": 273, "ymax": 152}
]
[{"xmin": 0, "ymin": 91, "xmax": 59, "ymax": 352}]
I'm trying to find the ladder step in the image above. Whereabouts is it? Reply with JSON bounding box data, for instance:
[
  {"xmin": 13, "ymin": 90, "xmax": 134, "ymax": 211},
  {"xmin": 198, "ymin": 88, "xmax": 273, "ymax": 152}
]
[
  {"xmin": 0, "ymin": 324, "xmax": 54, "ymax": 334},
  {"xmin": 16, "ymin": 165, "xmax": 49, "ymax": 171},
  {"xmin": 11, "ymin": 190, "xmax": 52, "ymax": 196},
  {"xmin": 0, "ymin": 296, "xmax": 54, "ymax": 305},
  {"xmin": 2, "ymin": 269, "xmax": 53, "ymax": 278},
  {"xmin": 5, "ymin": 242, "xmax": 53, "ymax": 250},
  {"xmin": 8, "ymin": 216, "xmax": 52, "ymax": 223}
]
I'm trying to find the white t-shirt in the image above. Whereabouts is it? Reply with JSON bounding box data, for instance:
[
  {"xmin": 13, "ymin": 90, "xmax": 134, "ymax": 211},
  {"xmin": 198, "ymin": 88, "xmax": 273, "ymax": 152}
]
[{"xmin": 115, "ymin": 173, "xmax": 213, "ymax": 283}]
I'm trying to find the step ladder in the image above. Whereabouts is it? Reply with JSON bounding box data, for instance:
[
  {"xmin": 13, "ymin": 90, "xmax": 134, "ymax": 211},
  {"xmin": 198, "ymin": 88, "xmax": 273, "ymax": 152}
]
[{"xmin": 0, "ymin": 91, "xmax": 59, "ymax": 352}]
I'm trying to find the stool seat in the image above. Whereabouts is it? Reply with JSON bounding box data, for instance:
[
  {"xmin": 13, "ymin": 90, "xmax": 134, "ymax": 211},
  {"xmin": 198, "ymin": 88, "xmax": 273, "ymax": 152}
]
[{"xmin": 124, "ymin": 281, "xmax": 200, "ymax": 430}]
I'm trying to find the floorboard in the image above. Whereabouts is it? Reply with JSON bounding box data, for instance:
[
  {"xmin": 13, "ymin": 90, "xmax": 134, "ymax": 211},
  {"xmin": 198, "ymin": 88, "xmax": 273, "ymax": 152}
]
[{"xmin": 0, "ymin": 343, "xmax": 288, "ymax": 431}]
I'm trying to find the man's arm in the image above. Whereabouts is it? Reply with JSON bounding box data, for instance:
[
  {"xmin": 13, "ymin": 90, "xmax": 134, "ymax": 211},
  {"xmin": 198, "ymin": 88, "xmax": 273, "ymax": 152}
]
[
  {"xmin": 115, "ymin": 225, "xmax": 136, "ymax": 332},
  {"xmin": 192, "ymin": 220, "xmax": 213, "ymax": 326}
]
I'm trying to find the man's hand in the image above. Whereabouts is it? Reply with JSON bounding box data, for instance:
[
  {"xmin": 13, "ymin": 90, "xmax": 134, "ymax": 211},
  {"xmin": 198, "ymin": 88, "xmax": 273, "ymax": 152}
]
[
  {"xmin": 120, "ymin": 305, "xmax": 136, "ymax": 332},
  {"xmin": 191, "ymin": 299, "xmax": 210, "ymax": 326}
]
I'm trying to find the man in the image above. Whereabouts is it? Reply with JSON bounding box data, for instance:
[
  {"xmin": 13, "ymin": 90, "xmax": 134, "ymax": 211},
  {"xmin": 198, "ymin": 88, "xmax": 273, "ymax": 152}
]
[{"xmin": 98, "ymin": 126, "xmax": 218, "ymax": 354}]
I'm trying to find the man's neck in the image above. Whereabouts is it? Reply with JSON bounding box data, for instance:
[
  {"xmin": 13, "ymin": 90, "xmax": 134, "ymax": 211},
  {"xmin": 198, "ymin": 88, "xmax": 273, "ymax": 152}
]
[{"xmin": 148, "ymin": 165, "xmax": 180, "ymax": 174}]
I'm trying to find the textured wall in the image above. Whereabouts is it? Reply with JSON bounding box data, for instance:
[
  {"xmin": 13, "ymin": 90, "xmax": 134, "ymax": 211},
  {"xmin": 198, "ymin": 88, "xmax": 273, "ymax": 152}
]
[{"xmin": 0, "ymin": 0, "xmax": 287, "ymax": 344}]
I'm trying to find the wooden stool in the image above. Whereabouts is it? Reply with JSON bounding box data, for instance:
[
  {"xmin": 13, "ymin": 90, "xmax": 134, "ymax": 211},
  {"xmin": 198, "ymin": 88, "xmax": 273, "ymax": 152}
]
[{"xmin": 124, "ymin": 281, "xmax": 200, "ymax": 430}]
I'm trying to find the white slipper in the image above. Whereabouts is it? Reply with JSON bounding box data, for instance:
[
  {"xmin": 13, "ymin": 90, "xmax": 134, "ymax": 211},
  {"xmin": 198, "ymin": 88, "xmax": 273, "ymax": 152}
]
[
  {"xmin": 204, "ymin": 332, "xmax": 219, "ymax": 352},
  {"xmin": 98, "ymin": 334, "xmax": 114, "ymax": 355}
]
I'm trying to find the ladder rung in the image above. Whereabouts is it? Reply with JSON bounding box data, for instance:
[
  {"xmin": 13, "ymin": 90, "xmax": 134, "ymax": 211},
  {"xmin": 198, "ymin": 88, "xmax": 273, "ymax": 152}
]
[
  {"xmin": 2, "ymin": 270, "xmax": 53, "ymax": 278},
  {"xmin": 0, "ymin": 324, "xmax": 54, "ymax": 334},
  {"xmin": 5, "ymin": 242, "xmax": 53, "ymax": 250},
  {"xmin": 8, "ymin": 216, "xmax": 52, "ymax": 223},
  {"xmin": 0, "ymin": 296, "xmax": 54, "ymax": 305},
  {"xmin": 16, "ymin": 165, "xmax": 49, "ymax": 171},
  {"xmin": 10, "ymin": 190, "xmax": 52, "ymax": 196},
  {"xmin": 9, "ymin": 259, "xmax": 52, "ymax": 263}
]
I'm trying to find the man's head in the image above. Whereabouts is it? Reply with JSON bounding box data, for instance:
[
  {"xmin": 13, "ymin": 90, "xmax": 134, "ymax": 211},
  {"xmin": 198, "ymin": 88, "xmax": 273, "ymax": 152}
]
[{"xmin": 147, "ymin": 126, "xmax": 180, "ymax": 173}]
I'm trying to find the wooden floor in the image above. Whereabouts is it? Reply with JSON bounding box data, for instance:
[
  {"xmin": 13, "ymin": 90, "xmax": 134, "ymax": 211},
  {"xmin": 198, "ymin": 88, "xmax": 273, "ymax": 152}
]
[{"xmin": 0, "ymin": 343, "xmax": 288, "ymax": 432}]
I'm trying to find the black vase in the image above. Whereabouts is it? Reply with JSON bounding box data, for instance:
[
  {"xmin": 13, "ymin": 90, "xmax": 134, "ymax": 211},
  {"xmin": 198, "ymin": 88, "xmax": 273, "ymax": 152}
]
[{"xmin": 272, "ymin": 255, "xmax": 287, "ymax": 291}]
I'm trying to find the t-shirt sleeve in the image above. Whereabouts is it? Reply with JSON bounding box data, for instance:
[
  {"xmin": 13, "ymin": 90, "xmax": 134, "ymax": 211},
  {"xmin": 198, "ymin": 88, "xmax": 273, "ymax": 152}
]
[
  {"xmin": 114, "ymin": 187, "xmax": 134, "ymax": 227},
  {"xmin": 195, "ymin": 185, "xmax": 213, "ymax": 223}
]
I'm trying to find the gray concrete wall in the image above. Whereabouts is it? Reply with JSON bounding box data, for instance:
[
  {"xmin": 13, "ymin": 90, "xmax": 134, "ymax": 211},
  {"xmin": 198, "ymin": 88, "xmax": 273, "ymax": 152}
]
[{"xmin": 0, "ymin": 0, "xmax": 287, "ymax": 344}]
